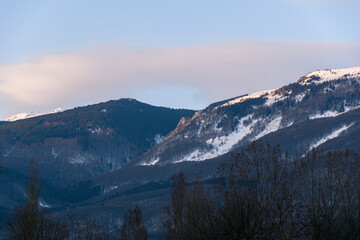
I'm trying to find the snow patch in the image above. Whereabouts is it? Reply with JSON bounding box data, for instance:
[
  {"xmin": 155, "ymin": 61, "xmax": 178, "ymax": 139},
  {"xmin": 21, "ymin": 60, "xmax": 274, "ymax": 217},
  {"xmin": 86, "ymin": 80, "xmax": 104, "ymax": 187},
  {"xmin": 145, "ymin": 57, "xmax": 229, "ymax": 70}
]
[
  {"xmin": 294, "ymin": 92, "xmax": 307, "ymax": 103},
  {"xmin": 103, "ymin": 185, "xmax": 119, "ymax": 194},
  {"xmin": 140, "ymin": 158, "xmax": 160, "ymax": 166},
  {"xmin": 310, "ymin": 110, "xmax": 341, "ymax": 119},
  {"xmin": 109, "ymin": 185, "xmax": 119, "ymax": 191},
  {"xmin": 5, "ymin": 108, "xmax": 63, "ymax": 121},
  {"xmin": 154, "ymin": 134, "xmax": 165, "ymax": 144},
  {"xmin": 309, "ymin": 106, "xmax": 359, "ymax": 120},
  {"xmin": 300, "ymin": 67, "xmax": 360, "ymax": 85},
  {"xmin": 220, "ymin": 90, "xmax": 275, "ymax": 108},
  {"xmin": 69, "ymin": 154, "xmax": 87, "ymax": 164},
  {"xmin": 49, "ymin": 108, "xmax": 63, "ymax": 114},
  {"xmin": 39, "ymin": 199, "xmax": 51, "ymax": 208},
  {"xmin": 309, "ymin": 123, "xmax": 354, "ymax": 150},
  {"xmin": 175, "ymin": 115, "xmax": 256, "ymax": 162},
  {"xmin": 51, "ymin": 148, "xmax": 58, "ymax": 158},
  {"xmin": 197, "ymin": 120, "xmax": 205, "ymax": 135},
  {"xmin": 175, "ymin": 115, "xmax": 291, "ymax": 163},
  {"xmin": 218, "ymin": 89, "xmax": 289, "ymax": 109},
  {"xmin": 255, "ymin": 116, "xmax": 282, "ymax": 139},
  {"xmin": 5, "ymin": 111, "xmax": 40, "ymax": 121},
  {"xmin": 88, "ymin": 126, "xmax": 109, "ymax": 135},
  {"xmin": 265, "ymin": 93, "xmax": 288, "ymax": 106}
]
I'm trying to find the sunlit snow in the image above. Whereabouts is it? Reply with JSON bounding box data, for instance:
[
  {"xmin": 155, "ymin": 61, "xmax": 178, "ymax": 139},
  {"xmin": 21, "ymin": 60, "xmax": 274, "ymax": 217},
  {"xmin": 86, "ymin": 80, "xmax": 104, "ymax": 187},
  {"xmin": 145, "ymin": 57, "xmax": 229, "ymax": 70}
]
[
  {"xmin": 175, "ymin": 115, "xmax": 256, "ymax": 162},
  {"xmin": 255, "ymin": 116, "xmax": 282, "ymax": 140},
  {"xmin": 219, "ymin": 90, "xmax": 275, "ymax": 108},
  {"xmin": 5, "ymin": 111, "xmax": 40, "ymax": 122},
  {"xmin": 5, "ymin": 108, "xmax": 63, "ymax": 122},
  {"xmin": 309, "ymin": 106, "xmax": 360, "ymax": 120},
  {"xmin": 300, "ymin": 67, "xmax": 360, "ymax": 85}
]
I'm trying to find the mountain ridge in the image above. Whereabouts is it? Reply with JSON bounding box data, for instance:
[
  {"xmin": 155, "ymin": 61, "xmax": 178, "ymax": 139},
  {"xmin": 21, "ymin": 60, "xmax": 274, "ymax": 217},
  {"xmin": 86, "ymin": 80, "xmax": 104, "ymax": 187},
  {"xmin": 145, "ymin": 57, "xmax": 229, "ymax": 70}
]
[
  {"xmin": 4, "ymin": 108, "xmax": 63, "ymax": 122},
  {"xmin": 1, "ymin": 66, "xmax": 360, "ymax": 236},
  {"xmin": 136, "ymin": 66, "xmax": 360, "ymax": 166},
  {"xmin": 0, "ymin": 98, "xmax": 195, "ymax": 183}
]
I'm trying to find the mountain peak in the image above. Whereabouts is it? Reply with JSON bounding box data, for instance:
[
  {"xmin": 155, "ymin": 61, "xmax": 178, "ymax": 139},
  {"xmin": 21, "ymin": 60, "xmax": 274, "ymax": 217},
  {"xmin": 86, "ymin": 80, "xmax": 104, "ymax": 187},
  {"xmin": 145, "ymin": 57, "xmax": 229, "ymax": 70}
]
[
  {"xmin": 49, "ymin": 108, "xmax": 63, "ymax": 114},
  {"xmin": 138, "ymin": 66, "xmax": 360, "ymax": 166},
  {"xmin": 5, "ymin": 111, "xmax": 39, "ymax": 122},
  {"xmin": 5, "ymin": 107, "xmax": 63, "ymax": 122},
  {"xmin": 299, "ymin": 67, "xmax": 360, "ymax": 85}
]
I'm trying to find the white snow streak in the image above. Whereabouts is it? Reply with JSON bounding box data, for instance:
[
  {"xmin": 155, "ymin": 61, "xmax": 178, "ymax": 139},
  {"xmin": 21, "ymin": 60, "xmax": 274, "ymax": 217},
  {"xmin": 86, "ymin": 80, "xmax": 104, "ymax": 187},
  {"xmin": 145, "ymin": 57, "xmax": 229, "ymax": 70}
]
[
  {"xmin": 255, "ymin": 116, "xmax": 282, "ymax": 140},
  {"xmin": 309, "ymin": 106, "xmax": 360, "ymax": 120},
  {"xmin": 175, "ymin": 115, "xmax": 256, "ymax": 163},
  {"xmin": 294, "ymin": 92, "xmax": 307, "ymax": 103},
  {"xmin": 220, "ymin": 90, "xmax": 275, "ymax": 107},
  {"xmin": 39, "ymin": 200, "xmax": 51, "ymax": 208},
  {"xmin": 309, "ymin": 123, "xmax": 354, "ymax": 150},
  {"xmin": 140, "ymin": 158, "xmax": 160, "ymax": 166}
]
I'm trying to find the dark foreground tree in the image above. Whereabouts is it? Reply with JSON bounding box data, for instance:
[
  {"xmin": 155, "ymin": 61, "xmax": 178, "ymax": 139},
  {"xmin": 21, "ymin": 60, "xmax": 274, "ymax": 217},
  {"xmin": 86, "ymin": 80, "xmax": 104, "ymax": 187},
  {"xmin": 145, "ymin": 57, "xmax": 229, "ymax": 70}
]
[
  {"xmin": 163, "ymin": 141, "xmax": 360, "ymax": 240},
  {"xmin": 120, "ymin": 205, "xmax": 147, "ymax": 240},
  {"xmin": 298, "ymin": 148, "xmax": 360, "ymax": 239},
  {"xmin": 6, "ymin": 160, "xmax": 67, "ymax": 240},
  {"xmin": 212, "ymin": 142, "xmax": 299, "ymax": 239},
  {"xmin": 163, "ymin": 171, "xmax": 216, "ymax": 240}
]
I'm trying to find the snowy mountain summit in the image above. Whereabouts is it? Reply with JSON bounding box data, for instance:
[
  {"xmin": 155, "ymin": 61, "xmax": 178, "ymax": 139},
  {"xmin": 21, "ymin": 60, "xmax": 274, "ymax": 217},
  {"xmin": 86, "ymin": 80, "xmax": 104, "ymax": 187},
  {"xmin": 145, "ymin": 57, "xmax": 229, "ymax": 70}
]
[
  {"xmin": 5, "ymin": 108, "xmax": 63, "ymax": 122},
  {"xmin": 5, "ymin": 111, "xmax": 40, "ymax": 122},
  {"xmin": 49, "ymin": 108, "xmax": 63, "ymax": 114},
  {"xmin": 299, "ymin": 67, "xmax": 360, "ymax": 85}
]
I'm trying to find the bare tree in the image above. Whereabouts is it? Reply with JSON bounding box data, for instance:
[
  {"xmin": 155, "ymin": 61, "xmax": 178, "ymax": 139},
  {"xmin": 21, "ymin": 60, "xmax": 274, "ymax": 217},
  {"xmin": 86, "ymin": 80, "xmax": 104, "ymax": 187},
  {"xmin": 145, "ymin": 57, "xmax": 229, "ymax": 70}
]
[
  {"xmin": 163, "ymin": 171, "xmax": 216, "ymax": 240},
  {"xmin": 120, "ymin": 205, "xmax": 147, "ymax": 240},
  {"xmin": 163, "ymin": 171, "xmax": 186, "ymax": 240},
  {"xmin": 212, "ymin": 142, "xmax": 299, "ymax": 239},
  {"xmin": 298, "ymin": 148, "xmax": 360, "ymax": 240},
  {"xmin": 6, "ymin": 160, "xmax": 67, "ymax": 240},
  {"xmin": 162, "ymin": 142, "xmax": 360, "ymax": 239}
]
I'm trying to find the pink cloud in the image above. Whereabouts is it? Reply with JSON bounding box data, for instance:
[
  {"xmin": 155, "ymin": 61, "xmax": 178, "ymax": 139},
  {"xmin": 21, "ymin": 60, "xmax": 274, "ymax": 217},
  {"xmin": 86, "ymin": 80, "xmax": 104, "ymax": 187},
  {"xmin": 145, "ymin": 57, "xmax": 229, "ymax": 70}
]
[{"xmin": 1, "ymin": 41, "xmax": 360, "ymax": 118}]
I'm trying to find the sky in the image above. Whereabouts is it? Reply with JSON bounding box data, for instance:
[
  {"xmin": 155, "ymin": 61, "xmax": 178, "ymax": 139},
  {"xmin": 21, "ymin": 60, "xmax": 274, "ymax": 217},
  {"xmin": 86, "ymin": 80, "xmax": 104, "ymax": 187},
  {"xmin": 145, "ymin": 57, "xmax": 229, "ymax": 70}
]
[{"xmin": 1, "ymin": 0, "xmax": 360, "ymax": 119}]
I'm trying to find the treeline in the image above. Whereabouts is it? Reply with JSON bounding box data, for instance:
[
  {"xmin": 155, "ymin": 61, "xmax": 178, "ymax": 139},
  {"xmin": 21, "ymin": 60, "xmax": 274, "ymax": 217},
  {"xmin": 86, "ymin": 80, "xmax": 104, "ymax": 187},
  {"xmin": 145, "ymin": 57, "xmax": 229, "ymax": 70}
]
[
  {"xmin": 163, "ymin": 142, "xmax": 360, "ymax": 239},
  {"xmin": 4, "ymin": 161, "xmax": 147, "ymax": 240},
  {"xmin": 4, "ymin": 142, "xmax": 360, "ymax": 239}
]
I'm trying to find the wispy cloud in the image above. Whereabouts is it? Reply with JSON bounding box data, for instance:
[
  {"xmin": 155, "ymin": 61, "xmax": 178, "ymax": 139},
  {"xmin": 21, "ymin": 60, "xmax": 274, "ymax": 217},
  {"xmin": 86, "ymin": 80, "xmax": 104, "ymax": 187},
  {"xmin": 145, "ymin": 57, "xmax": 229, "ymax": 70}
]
[{"xmin": 1, "ymin": 41, "xmax": 360, "ymax": 118}]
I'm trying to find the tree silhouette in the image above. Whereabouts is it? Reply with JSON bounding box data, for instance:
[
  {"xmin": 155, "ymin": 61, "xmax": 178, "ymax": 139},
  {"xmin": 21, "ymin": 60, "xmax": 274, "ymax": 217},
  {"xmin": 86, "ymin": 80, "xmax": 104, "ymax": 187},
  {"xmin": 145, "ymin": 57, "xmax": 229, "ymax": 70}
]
[
  {"xmin": 6, "ymin": 160, "xmax": 67, "ymax": 240},
  {"xmin": 121, "ymin": 205, "xmax": 147, "ymax": 240}
]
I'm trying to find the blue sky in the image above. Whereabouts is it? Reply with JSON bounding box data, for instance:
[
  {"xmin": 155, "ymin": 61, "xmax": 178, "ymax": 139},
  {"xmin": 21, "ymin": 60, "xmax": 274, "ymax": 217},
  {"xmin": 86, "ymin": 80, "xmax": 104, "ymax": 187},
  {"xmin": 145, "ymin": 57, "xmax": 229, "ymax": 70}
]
[{"xmin": 1, "ymin": 0, "xmax": 360, "ymax": 118}]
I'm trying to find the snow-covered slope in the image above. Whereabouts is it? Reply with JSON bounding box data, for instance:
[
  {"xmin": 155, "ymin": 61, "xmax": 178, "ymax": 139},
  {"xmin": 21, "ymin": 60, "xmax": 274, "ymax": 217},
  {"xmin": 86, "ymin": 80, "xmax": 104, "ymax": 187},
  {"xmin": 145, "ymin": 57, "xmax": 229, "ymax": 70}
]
[
  {"xmin": 5, "ymin": 108, "xmax": 63, "ymax": 122},
  {"xmin": 49, "ymin": 107, "xmax": 63, "ymax": 114},
  {"xmin": 137, "ymin": 67, "xmax": 360, "ymax": 166},
  {"xmin": 5, "ymin": 111, "xmax": 40, "ymax": 122},
  {"xmin": 299, "ymin": 67, "xmax": 360, "ymax": 85}
]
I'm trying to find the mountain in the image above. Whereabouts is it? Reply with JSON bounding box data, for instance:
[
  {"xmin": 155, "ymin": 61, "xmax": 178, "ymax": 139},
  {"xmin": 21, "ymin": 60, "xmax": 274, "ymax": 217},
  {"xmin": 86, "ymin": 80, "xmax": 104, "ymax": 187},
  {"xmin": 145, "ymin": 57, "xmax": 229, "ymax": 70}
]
[
  {"xmin": 0, "ymin": 98, "xmax": 195, "ymax": 229},
  {"xmin": 54, "ymin": 67, "xmax": 360, "ymax": 238},
  {"xmin": 136, "ymin": 67, "xmax": 360, "ymax": 166},
  {"xmin": 1, "ymin": 67, "xmax": 360, "ymax": 237},
  {"xmin": 0, "ymin": 99, "xmax": 195, "ymax": 183}
]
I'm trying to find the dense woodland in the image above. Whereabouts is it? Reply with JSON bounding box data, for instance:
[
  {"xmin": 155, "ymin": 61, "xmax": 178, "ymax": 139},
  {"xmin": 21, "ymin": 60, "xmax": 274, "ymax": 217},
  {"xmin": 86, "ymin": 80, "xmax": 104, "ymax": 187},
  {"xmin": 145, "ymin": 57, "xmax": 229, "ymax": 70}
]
[{"xmin": 3, "ymin": 141, "xmax": 360, "ymax": 239}]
